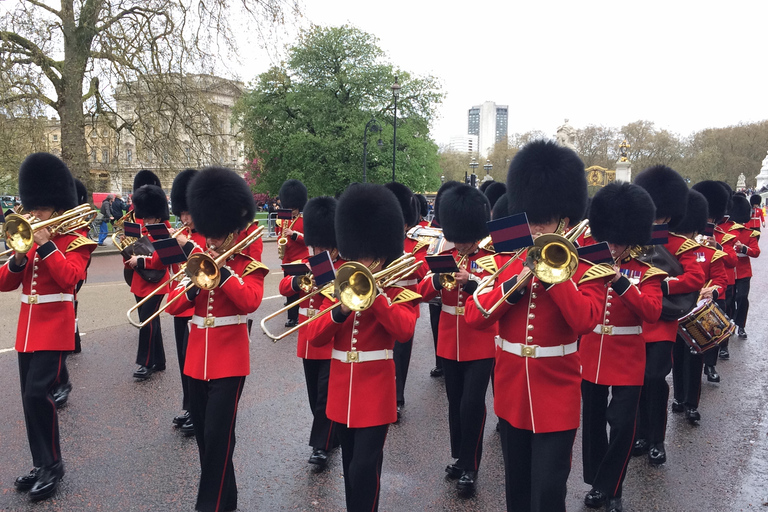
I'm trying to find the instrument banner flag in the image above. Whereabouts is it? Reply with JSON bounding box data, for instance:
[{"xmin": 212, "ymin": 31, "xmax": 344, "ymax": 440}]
[
  {"xmin": 277, "ymin": 209, "xmax": 293, "ymax": 220},
  {"xmin": 124, "ymin": 222, "xmax": 142, "ymax": 239},
  {"xmin": 703, "ymin": 222, "xmax": 715, "ymax": 237},
  {"xmin": 426, "ymin": 254, "xmax": 460, "ymax": 273},
  {"xmin": 487, "ymin": 213, "xmax": 533, "ymax": 253},
  {"xmin": 281, "ymin": 262, "xmax": 311, "ymax": 276},
  {"xmin": 650, "ymin": 223, "xmax": 669, "ymax": 245},
  {"xmin": 152, "ymin": 238, "xmax": 187, "ymax": 265},
  {"xmin": 577, "ymin": 242, "xmax": 614, "ymax": 264},
  {"xmin": 308, "ymin": 251, "xmax": 335, "ymax": 286},
  {"xmin": 146, "ymin": 223, "xmax": 170, "ymax": 240}
]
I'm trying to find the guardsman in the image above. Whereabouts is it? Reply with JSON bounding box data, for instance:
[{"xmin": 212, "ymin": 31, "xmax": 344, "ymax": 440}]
[
  {"xmin": 278, "ymin": 196, "xmax": 342, "ymax": 469},
  {"xmin": 166, "ymin": 167, "xmax": 267, "ymax": 512},
  {"xmin": 125, "ymin": 184, "xmax": 171, "ymax": 380},
  {"xmin": 417, "ymin": 184, "xmax": 496, "ymax": 495},
  {"xmin": 632, "ymin": 166, "xmax": 705, "ymax": 466},
  {"xmin": 671, "ymin": 190, "xmax": 728, "ymax": 424},
  {"xmin": 483, "ymin": 181, "xmax": 507, "ymax": 212},
  {"xmin": 465, "ymin": 140, "xmax": 612, "ymax": 512},
  {"xmin": 306, "ymin": 183, "xmax": 420, "ymax": 512},
  {"xmin": 2, "ymin": 153, "xmax": 96, "ymax": 501},
  {"xmin": 415, "ymin": 193, "xmax": 430, "ymax": 227},
  {"xmin": 747, "ymin": 193, "xmax": 765, "ymax": 231},
  {"xmin": 693, "ymin": 180, "xmax": 737, "ymax": 380},
  {"xmin": 729, "ymin": 193, "xmax": 760, "ymax": 339},
  {"xmin": 276, "ymin": 179, "xmax": 309, "ymax": 328},
  {"xmin": 580, "ymin": 182, "xmax": 663, "ymax": 512}
]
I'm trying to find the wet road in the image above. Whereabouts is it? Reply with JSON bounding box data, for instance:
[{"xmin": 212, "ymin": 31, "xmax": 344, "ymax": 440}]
[{"xmin": 0, "ymin": 240, "xmax": 767, "ymax": 511}]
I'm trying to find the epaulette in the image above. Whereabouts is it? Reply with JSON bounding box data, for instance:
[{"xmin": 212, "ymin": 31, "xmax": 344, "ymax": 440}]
[
  {"xmin": 390, "ymin": 286, "xmax": 422, "ymax": 304},
  {"xmin": 241, "ymin": 256, "xmax": 269, "ymax": 276},
  {"xmin": 750, "ymin": 230, "xmax": 760, "ymax": 238},
  {"xmin": 475, "ymin": 253, "xmax": 498, "ymax": 275},
  {"xmin": 675, "ymin": 238, "xmax": 700, "ymax": 256},
  {"xmin": 641, "ymin": 267, "xmax": 668, "ymax": 282},
  {"xmin": 721, "ymin": 233, "xmax": 736, "ymax": 244},
  {"xmin": 66, "ymin": 235, "xmax": 97, "ymax": 252},
  {"xmin": 320, "ymin": 287, "xmax": 336, "ymax": 301},
  {"xmin": 729, "ymin": 223, "xmax": 745, "ymax": 231},
  {"xmin": 411, "ymin": 240, "xmax": 429, "ymax": 255},
  {"xmin": 477, "ymin": 236, "xmax": 495, "ymax": 253},
  {"xmin": 578, "ymin": 262, "xmax": 615, "ymax": 284},
  {"xmin": 711, "ymin": 250, "xmax": 728, "ymax": 263}
]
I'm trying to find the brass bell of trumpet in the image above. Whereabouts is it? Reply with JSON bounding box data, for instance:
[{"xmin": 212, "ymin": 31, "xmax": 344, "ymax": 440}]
[
  {"xmin": 438, "ymin": 254, "xmax": 468, "ymax": 291},
  {"xmin": 4, "ymin": 204, "xmax": 94, "ymax": 254}
]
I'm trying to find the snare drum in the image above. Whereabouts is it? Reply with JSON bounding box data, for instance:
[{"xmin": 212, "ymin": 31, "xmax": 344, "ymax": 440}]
[{"xmin": 677, "ymin": 299, "xmax": 735, "ymax": 354}]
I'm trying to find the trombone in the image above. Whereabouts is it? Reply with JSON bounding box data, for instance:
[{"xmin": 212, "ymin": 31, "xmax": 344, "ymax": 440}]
[
  {"xmin": 261, "ymin": 255, "xmax": 422, "ymax": 342},
  {"xmin": 472, "ymin": 219, "xmax": 589, "ymax": 318},
  {"xmin": 127, "ymin": 225, "xmax": 264, "ymax": 329},
  {"xmin": 2, "ymin": 204, "xmax": 95, "ymax": 256}
]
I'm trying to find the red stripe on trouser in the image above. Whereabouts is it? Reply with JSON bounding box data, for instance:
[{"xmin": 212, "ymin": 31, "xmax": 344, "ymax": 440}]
[
  {"xmin": 614, "ymin": 394, "xmax": 641, "ymax": 497},
  {"xmin": 50, "ymin": 352, "xmax": 63, "ymax": 462},
  {"xmin": 215, "ymin": 378, "xmax": 244, "ymax": 512}
]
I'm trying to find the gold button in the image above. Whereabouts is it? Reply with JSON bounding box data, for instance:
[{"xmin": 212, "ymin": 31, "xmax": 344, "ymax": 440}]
[
  {"xmin": 527, "ymin": 325, "xmax": 534, "ymax": 330},
  {"xmin": 526, "ymin": 336, "xmax": 533, "ymax": 341},
  {"xmin": 528, "ymin": 313, "xmax": 535, "ymax": 319},
  {"xmin": 531, "ymin": 293, "xmax": 537, "ymax": 299},
  {"xmin": 530, "ymin": 303, "xmax": 536, "ymax": 309}
]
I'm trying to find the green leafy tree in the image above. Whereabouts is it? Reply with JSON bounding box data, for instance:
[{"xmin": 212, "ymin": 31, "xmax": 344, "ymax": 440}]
[{"xmin": 234, "ymin": 25, "xmax": 444, "ymax": 196}]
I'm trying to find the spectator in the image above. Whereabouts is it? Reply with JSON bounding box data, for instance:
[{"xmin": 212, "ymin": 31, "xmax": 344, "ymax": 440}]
[
  {"xmin": 111, "ymin": 193, "xmax": 127, "ymax": 224},
  {"xmin": 98, "ymin": 194, "xmax": 114, "ymax": 245}
]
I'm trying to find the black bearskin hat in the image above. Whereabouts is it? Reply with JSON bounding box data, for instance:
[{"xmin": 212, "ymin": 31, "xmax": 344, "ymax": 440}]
[
  {"xmin": 484, "ymin": 182, "xmax": 507, "ymax": 212},
  {"xmin": 440, "ymin": 185, "xmax": 491, "ymax": 243},
  {"xmin": 479, "ymin": 180, "xmax": 493, "ymax": 194},
  {"xmin": 750, "ymin": 193, "xmax": 762, "ymax": 206},
  {"xmin": 633, "ymin": 165, "xmax": 689, "ymax": 226},
  {"xmin": 384, "ymin": 182, "xmax": 418, "ymax": 229},
  {"xmin": 507, "ymin": 140, "xmax": 587, "ymax": 226},
  {"xmin": 303, "ymin": 196, "xmax": 337, "ymax": 249},
  {"xmin": 692, "ymin": 180, "xmax": 729, "ymax": 222},
  {"xmin": 170, "ymin": 168, "xmax": 198, "ymax": 216},
  {"xmin": 672, "ymin": 189, "xmax": 708, "ymax": 235},
  {"xmin": 74, "ymin": 178, "xmax": 88, "ymax": 205},
  {"xmin": 415, "ymin": 194, "xmax": 428, "ymax": 219},
  {"xmin": 730, "ymin": 194, "xmax": 751, "ymax": 224},
  {"xmin": 433, "ymin": 180, "xmax": 463, "ymax": 227},
  {"xmin": 279, "ymin": 179, "xmax": 308, "ymax": 211},
  {"xmin": 336, "ymin": 183, "xmax": 404, "ymax": 264},
  {"xmin": 19, "ymin": 152, "xmax": 77, "ymax": 212},
  {"xmin": 132, "ymin": 185, "xmax": 169, "ymax": 221},
  {"xmin": 589, "ymin": 182, "xmax": 655, "ymax": 246},
  {"xmin": 717, "ymin": 181, "xmax": 734, "ymax": 214},
  {"xmin": 133, "ymin": 169, "xmax": 161, "ymax": 192},
  {"xmin": 492, "ymin": 194, "xmax": 509, "ymax": 220},
  {"xmin": 188, "ymin": 167, "xmax": 256, "ymax": 238}
]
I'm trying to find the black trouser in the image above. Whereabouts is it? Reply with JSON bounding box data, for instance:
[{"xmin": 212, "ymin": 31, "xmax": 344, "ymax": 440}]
[
  {"xmin": 58, "ymin": 298, "xmax": 80, "ymax": 388},
  {"xmin": 721, "ymin": 286, "xmax": 736, "ymax": 353},
  {"xmin": 189, "ymin": 376, "xmax": 245, "ymax": 512},
  {"xmin": 703, "ymin": 298, "xmax": 727, "ymax": 367},
  {"xmin": 443, "ymin": 357, "xmax": 493, "ymax": 471},
  {"xmin": 135, "ymin": 294, "xmax": 166, "ymax": 369},
  {"xmin": 302, "ymin": 358, "xmax": 338, "ymax": 451},
  {"xmin": 337, "ymin": 423, "xmax": 389, "ymax": 512},
  {"xmin": 636, "ymin": 341, "xmax": 674, "ymax": 445},
  {"xmin": 582, "ymin": 381, "xmax": 641, "ymax": 499},
  {"xmin": 174, "ymin": 316, "xmax": 192, "ymax": 411},
  {"xmin": 283, "ymin": 271, "xmax": 300, "ymax": 322},
  {"xmin": 733, "ymin": 277, "xmax": 751, "ymax": 329},
  {"xmin": 672, "ymin": 335, "xmax": 703, "ymax": 408},
  {"xmin": 499, "ymin": 420, "xmax": 576, "ymax": 512},
  {"xmin": 19, "ymin": 351, "xmax": 66, "ymax": 468},
  {"xmin": 394, "ymin": 337, "xmax": 413, "ymax": 406},
  {"xmin": 428, "ymin": 301, "xmax": 442, "ymax": 369}
]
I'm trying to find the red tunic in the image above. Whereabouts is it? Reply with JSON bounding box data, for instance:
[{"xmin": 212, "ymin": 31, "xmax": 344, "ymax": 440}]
[
  {"xmin": 465, "ymin": 254, "xmax": 611, "ymax": 433},
  {"xmin": 733, "ymin": 225, "xmax": 760, "ymax": 279},
  {"xmin": 306, "ymin": 288, "xmax": 419, "ymax": 428},
  {"xmin": 747, "ymin": 205, "xmax": 765, "ymax": 229},
  {"xmin": 580, "ymin": 259, "xmax": 664, "ymax": 386},
  {"xmin": 166, "ymin": 254, "xmax": 267, "ymax": 380},
  {"xmin": 714, "ymin": 226, "xmax": 738, "ymax": 286},
  {"xmin": 276, "ymin": 215, "xmax": 309, "ymax": 263},
  {"xmin": 417, "ymin": 247, "xmax": 497, "ymax": 361},
  {"xmin": 124, "ymin": 222, "xmax": 171, "ymax": 297},
  {"xmin": 693, "ymin": 245, "xmax": 729, "ymax": 298},
  {"xmin": 0, "ymin": 235, "xmax": 96, "ymax": 352},
  {"xmin": 641, "ymin": 234, "xmax": 706, "ymax": 343}
]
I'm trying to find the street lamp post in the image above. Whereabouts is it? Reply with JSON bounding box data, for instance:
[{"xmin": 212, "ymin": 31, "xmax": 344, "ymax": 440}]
[
  {"xmin": 469, "ymin": 158, "xmax": 479, "ymax": 187},
  {"xmin": 391, "ymin": 76, "xmax": 401, "ymax": 182},
  {"xmin": 363, "ymin": 117, "xmax": 382, "ymax": 183},
  {"xmin": 483, "ymin": 159, "xmax": 493, "ymax": 182}
]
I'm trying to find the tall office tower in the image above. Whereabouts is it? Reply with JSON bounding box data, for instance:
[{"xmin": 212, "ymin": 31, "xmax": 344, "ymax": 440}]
[
  {"xmin": 448, "ymin": 135, "xmax": 479, "ymax": 154},
  {"xmin": 468, "ymin": 101, "xmax": 508, "ymax": 157}
]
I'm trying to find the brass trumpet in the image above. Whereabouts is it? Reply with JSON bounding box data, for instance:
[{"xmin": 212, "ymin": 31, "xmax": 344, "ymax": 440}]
[
  {"xmin": 127, "ymin": 226, "xmax": 264, "ymax": 329},
  {"xmin": 472, "ymin": 219, "xmax": 589, "ymax": 318},
  {"xmin": 261, "ymin": 255, "xmax": 422, "ymax": 342},
  {"xmin": 3, "ymin": 204, "xmax": 95, "ymax": 255},
  {"xmin": 438, "ymin": 254, "xmax": 468, "ymax": 291},
  {"xmin": 277, "ymin": 215, "xmax": 299, "ymax": 260},
  {"xmin": 112, "ymin": 210, "xmax": 137, "ymax": 252}
]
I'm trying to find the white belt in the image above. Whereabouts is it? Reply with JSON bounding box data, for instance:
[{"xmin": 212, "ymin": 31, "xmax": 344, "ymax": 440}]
[
  {"xmin": 299, "ymin": 307, "xmax": 318, "ymax": 318},
  {"xmin": 495, "ymin": 336, "xmax": 578, "ymax": 358},
  {"xmin": 190, "ymin": 314, "xmax": 247, "ymax": 328},
  {"xmin": 442, "ymin": 304, "xmax": 465, "ymax": 316},
  {"xmin": 332, "ymin": 348, "xmax": 391, "ymax": 363},
  {"xmin": 21, "ymin": 293, "xmax": 74, "ymax": 305},
  {"xmin": 396, "ymin": 278, "xmax": 418, "ymax": 287},
  {"xmin": 593, "ymin": 324, "xmax": 643, "ymax": 335}
]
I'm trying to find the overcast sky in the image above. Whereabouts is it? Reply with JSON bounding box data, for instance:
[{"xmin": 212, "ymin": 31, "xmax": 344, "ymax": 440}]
[{"xmin": 233, "ymin": 0, "xmax": 767, "ymax": 147}]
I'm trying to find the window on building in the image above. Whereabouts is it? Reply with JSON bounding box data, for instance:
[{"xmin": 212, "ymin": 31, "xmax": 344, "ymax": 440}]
[
  {"xmin": 102, "ymin": 148, "xmax": 109, "ymax": 164},
  {"xmin": 114, "ymin": 148, "xmax": 119, "ymax": 162},
  {"xmin": 90, "ymin": 149, "xmax": 97, "ymax": 162},
  {"xmin": 185, "ymin": 147, "xmax": 191, "ymax": 162},
  {"xmin": 126, "ymin": 149, "xmax": 133, "ymax": 164},
  {"xmin": 52, "ymin": 134, "xmax": 58, "ymax": 141},
  {"xmin": 147, "ymin": 150, "xmax": 153, "ymax": 163}
]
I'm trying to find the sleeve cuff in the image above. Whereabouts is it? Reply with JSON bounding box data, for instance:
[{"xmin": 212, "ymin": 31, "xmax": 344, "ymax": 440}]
[
  {"xmin": 8, "ymin": 256, "xmax": 27, "ymax": 273},
  {"xmin": 432, "ymin": 273, "xmax": 443, "ymax": 291},
  {"xmin": 712, "ymin": 289, "xmax": 719, "ymax": 301},
  {"xmin": 291, "ymin": 275, "xmax": 301, "ymax": 293},
  {"xmin": 36, "ymin": 241, "xmax": 57, "ymax": 259},
  {"xmin": 741, "ymin": 245, "xmax": 749, "ymax": 254},
  {"xmin": 661, "ymin": 280, "xmax": 670, "ymax": 296},
  {"xmin": 612, "ymin": 275, "xmax": 631, "ymax": 295},
  {"xmin": 218, "ymin": 266, "xmax": 232, "ymax": 286},
  {"xmin": 182, "ymin": 241, "xmax": 195, "ymax": 258},
  {"xmin": 136, "ymin": 257, "xmax": 145, "ymax": 269},
  {"xmin": 186, "ymin": 286, "xmax": 200, "ymax": 301},
  {"xmin": 331, "ymin": 306, "xmax": 351, "ymax": 324},
  {"xmin": 462, "ymin": 279, "xmax": 479, "ymax": 294},
  {"xmin": 502, "ymin": 276, "xmax": 525, "ymax": 304},
  {"xmin": 291, "ymin": 233, "xmax": 298, "ymax": 241}
]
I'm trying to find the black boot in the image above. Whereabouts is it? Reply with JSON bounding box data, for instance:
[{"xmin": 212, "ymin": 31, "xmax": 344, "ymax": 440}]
[
  {"xmin": 14, "ymin": 467, "xmax": 40, "ymax": 492},
  {"xmin": 29, "ymin": 462, "xmax": 64, "ymax": 502}
]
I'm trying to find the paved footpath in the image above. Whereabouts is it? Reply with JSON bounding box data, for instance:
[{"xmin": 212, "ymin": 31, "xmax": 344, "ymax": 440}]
[{"xmin": 0, "ymin": 240, "xmax": 767, "ymax": 511}]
